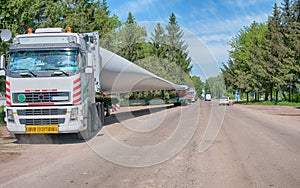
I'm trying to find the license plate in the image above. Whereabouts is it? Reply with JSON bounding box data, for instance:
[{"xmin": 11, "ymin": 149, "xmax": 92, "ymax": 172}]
[{"xmin": 26, "ymin": 125, "xmax": 59, "ymax": 134}]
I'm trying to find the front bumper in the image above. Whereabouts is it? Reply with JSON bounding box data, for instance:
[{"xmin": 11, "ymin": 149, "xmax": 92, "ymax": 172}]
[{"xmin": 5, "ymin": 105, "xmax": 85, "ymax": 134}]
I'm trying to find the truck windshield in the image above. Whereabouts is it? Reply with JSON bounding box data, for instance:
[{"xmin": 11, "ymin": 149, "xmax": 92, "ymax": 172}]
[{"xmin": 8, "ymin": 50, "xmax": 78, "ymax": 73}]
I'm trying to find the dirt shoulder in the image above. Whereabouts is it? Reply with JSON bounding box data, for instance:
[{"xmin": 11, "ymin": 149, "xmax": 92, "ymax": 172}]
[
  {"xmin": 234, "ymin": 103, "xmax": 300, "ymax": 117},
  {"xmin": 0, "ymin": 126, "xmax": 20, "ymax": 163}
]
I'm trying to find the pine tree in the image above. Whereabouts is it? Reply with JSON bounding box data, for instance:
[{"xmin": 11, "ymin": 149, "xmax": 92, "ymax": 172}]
[
  {"xmin": 290, "ymin": 0, "xmax": 300, "ymax": 88},
  {"xmin": 264, "ymin": 3, "xmax": 291, "ymax": 102},
  {"xmin": 150, "ymin": 22, "xmax": 167, "ymax": 58},
  {"xmin": 165, "ymin": 13, "xmax": 192, "ymax": 74},
  {"xmin": 116, "ymin": 12, "xmax": 147, "ymax": 62}
]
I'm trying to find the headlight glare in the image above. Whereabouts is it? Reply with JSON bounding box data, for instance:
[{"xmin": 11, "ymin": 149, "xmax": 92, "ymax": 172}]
[
  {"xmin": 70, "ymin": 108, "xmax": 78, "ymax": 120},
  {"xmin": 7, "ymin": 109, "xmax": 14, "ymax": 121}
]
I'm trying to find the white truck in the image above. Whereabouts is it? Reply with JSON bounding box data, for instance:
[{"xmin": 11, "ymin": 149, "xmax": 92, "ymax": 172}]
[
  {"xmin": 0, "ymin": 27, "xmax": 184, "ymax": 141},
  {"xmin": 0, "ymin": 28, "xmax": 109, "ymax": 140},
  {"xmin": 187, "ymin": 87, "xmax": 197, "ymax": 103}
]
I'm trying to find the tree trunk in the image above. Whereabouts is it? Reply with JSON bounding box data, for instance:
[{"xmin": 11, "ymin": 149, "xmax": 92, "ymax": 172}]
[
  {"xmin": 275, "ymin": 90, "xmax": 279, "ymax": 104},
  {"xmin": 264, "ymin": 92, "xmax": 268, "ymax": 101},
  {"xmin": 270, "ymin": 86, "xmax": 273, "ymax": 101},
  {"xmin": 255, "ymin": 92, "xmax": 258, "ymax": 101},
  {"xmin": 246, "ymin": 92, "xmax": 249, "ymax": 103},
  {"xmin": 289, "ymin": 86, "xmax": 291, "ymax": 102}
]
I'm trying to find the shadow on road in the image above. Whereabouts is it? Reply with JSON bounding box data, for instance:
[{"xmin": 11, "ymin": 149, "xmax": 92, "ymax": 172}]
[
  {"xmin": 13, "ymin": 133, "xmax": 86, "ymax": 145},
  {"xmin": 104, "ymin": 105, "xmax": 176, "ymax": 126},
  {"xmin": 11, "ymin": 105, "xmax": 177, "ymax": 145}
]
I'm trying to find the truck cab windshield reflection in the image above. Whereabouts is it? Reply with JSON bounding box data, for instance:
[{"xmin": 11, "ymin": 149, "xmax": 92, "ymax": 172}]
[{"xmin": 8, "ymin": 50, "xmax": 79, "ymax": 73}]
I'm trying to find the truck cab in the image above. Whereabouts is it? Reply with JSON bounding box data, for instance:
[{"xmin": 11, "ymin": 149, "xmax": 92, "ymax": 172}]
[{"xmin": 0, "ymin": 28, "xmax": 103, "ymax": 140}]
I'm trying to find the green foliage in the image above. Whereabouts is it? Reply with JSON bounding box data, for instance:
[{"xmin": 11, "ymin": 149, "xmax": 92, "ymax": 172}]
[
  {"xmin": 223, "ymin": 0, "xmax": 300, "ymax": 103},
  {"xmin": 205, "ymin": 75, "xmax": 226, "ymax": 98},
  {"xmin": 115, "ymin": 12, "xmax": 147, "ymax": 62},
  {"xmin": 0, "ymin": 0, "xmax": 121, "ymax": 40},
  {"xmin": 166, "ymin": 13, "xmax": 192, "ymax": 74},
  {"xmin": 191, "ymin": 76, "xmax": 204, "ymax": 97},
  {"xmin": 238, "ymin": 100, "xmax": 300, "ymax": 107},
  {"xmin": 150, "ymin": 22, "xmax": 167, "ymax": 58}
]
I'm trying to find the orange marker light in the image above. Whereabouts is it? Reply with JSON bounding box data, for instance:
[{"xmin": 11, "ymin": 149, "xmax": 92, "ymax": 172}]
[
  {"xmin": 27, "ymin": 28, "xmax": 33, "ymax": 34},
  {"xmin": 67, "ymin": 27, "xmax": 72, "ymax": 33}
]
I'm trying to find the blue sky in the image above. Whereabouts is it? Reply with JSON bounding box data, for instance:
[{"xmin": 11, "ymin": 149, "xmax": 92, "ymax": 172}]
[{"xmin": 106, "ymin": 0, "xmax": 281, "ymax": 79}]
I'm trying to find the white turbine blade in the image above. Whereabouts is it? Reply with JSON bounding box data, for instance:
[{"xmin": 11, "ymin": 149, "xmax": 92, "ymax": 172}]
[{"xmin": 99, "ymin": 47, "xmax": 185, "ymax": 93}]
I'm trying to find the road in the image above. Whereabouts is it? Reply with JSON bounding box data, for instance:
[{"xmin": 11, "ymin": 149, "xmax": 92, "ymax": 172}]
[{"xmin": 0, "ymin": 101, "xmax": 300, "ymax": 188}]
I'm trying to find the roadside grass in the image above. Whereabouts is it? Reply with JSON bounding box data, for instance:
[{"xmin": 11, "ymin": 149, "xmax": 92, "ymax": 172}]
[{"xmin": 237, "ymin": 100, "xmax": 300, "ymax": 107}]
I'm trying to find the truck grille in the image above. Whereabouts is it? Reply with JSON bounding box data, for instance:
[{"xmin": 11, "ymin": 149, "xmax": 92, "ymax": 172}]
[
  {"xmin": 19, "ymin": 118, "xmax": 65, "ymax": 125},
  {"xmin": 13, "ymin": 92, "xmax": 69, "ymax": 103},
  {"xmin": 17, "ymin": 109, "xmax": 67, "ymax": 116}
]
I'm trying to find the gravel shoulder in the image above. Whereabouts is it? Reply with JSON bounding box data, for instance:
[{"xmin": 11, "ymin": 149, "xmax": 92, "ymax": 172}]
[{"xmin": 236, "ymin": 103, "xmax": 299, "ymax": 114}]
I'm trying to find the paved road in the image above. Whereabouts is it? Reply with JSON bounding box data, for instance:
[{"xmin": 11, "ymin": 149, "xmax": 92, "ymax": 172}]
[{"xmin": 0, "ymin": 101, "xmax": 300, "ymax": 188}]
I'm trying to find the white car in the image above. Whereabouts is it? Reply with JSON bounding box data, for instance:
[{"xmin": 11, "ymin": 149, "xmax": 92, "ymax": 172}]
[
  {"xmin": 219, "ymin": 96, "xmax": 233, "ymax": 106},
  {"xmin": 205, "ymin": 94, "xmax": 211, "ymax": 101}
]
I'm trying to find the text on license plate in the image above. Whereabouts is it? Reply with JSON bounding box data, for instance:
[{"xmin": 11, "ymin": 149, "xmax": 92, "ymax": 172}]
[{"xmin": 26, "ymin": 125, "xmax": 59, "ymax": 134}]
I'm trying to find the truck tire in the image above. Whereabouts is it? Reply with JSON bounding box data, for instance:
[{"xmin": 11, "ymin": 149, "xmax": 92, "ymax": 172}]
[{"xmin": 96, "ymin": 102, "xmax": 104, "ymax": 127}]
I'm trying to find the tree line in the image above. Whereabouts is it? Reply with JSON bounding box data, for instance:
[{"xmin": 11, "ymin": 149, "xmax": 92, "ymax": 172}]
[
  {"xmin": 0, "ymin": 0, "xmax": 204, "ymax": 98},
  {"xmin": 222, "ymin": 0, "xmax": 300, "ymax": 102}
]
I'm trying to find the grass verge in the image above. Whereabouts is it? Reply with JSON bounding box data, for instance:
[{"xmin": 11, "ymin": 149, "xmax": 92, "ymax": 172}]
[{"xmin": 237, "ymin": 100, "xmax": 300, "ymax": 107}]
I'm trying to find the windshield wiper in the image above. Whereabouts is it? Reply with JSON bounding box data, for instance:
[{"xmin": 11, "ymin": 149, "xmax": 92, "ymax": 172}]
[
  {"xmin": 46, "ymin": 68, "xmax": 69, "ymax": 76},
  {"xmin": 16, "ymin": 69, "xmax": 37, "ymax": 77}
]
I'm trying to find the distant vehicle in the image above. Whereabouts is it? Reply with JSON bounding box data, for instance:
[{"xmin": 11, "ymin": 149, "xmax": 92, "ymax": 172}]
[
  {"xmin": 168, "ymin": 85, "xmax": 190, "ymax": 106},
  {"xmin": 187, "ymin": 87, "xmax": 197, "ymax": 103},
  {"xmin": 219, "ymin": 96, "xmax": 233, "ymax": 106},
  {"xmin": 205, "ymin": 94, "xmax": 211, "ymax": 101}
]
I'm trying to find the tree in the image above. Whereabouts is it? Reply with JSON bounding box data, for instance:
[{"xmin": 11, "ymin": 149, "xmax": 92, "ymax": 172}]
[
  {"xmin": 150, "ymin": 22, "xmax": 167, "ymax": 58},
  {"xmin": 226, "ymin": 22, "xmax": 267, "ymax": 102},
  {"xmin": 224, "ymin": 1, "xmax": 299, "ymax": 103},
  {"xmin": 191, "ymin": 76, "xmax": 204, "ymax": 98},
  {"xmin": 166, "ymin": 13, "xmax": 192, "ymax": 74},
  {"xmin": 116, "ymin": 12, "xmax": 147, "ymax": 62},
  {"xmin": 206, "ymin": 76, "xmax": 226, "ymax": 99},
  {"xmin": 264, "ymin": 3, "xmax": 293, "ymax": 102}
]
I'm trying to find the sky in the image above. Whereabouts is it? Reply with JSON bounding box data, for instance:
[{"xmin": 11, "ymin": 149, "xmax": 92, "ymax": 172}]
[{"xmin": 106, "ymin": 0, "xmax": 282, "ymax": 80}]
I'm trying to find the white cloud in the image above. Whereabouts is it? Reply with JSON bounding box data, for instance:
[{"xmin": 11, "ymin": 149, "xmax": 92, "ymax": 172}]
[
  {"xmin": 115, "ymin": 0, "xmax": 159, "ymax": 20},
  {"xmin": 200, "ymin": 34, "xmax": 231, "ymax": 44},
  {"xmin": 186, "ymin": 12, "xmax": 269, "ymax": 36},
  {"xmin": 182, "ymin": 12, "xmax": 270, "ymax": 76}
]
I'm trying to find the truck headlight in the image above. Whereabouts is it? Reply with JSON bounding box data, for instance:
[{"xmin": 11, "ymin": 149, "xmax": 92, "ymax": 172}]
[
  {"xmin": 70, "ymin": 108, "xmax": 78, "ymax": 120},
  {"xmin": 7, "ymin": 109, "xmax": 14, "ymax": 122}
]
